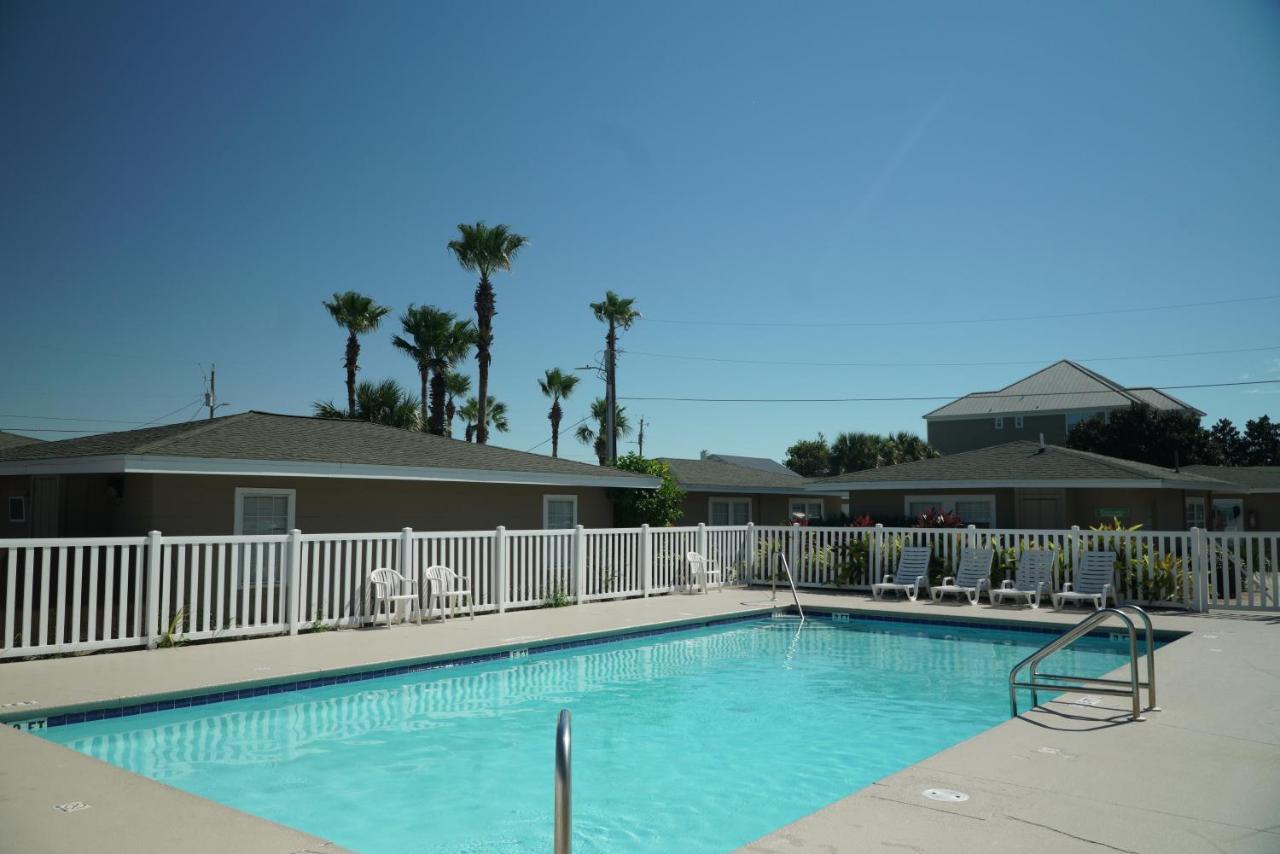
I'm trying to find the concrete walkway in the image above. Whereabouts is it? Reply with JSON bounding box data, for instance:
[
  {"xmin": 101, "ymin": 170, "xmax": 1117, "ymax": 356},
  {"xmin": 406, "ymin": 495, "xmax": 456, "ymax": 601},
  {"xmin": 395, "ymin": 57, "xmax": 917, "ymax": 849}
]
[{"xmin": 2, "ymin": 589, "xmax": 1277, "ymax": 853}]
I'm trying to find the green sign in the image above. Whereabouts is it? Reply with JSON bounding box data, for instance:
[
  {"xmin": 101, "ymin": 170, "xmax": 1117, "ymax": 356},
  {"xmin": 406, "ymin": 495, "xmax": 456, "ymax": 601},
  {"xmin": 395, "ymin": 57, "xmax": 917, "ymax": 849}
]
[{"xmin": 1096, "ymin": 507, "xmax": 1128, "ymax": 518}]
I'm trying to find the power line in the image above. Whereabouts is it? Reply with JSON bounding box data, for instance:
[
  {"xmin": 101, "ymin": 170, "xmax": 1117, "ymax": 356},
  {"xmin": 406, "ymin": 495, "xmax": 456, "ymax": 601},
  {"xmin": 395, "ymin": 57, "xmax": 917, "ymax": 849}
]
[
  {"xmin": 620, "ymin": 377, "xmax": 1280, "ymax": 403},
  {"xmin": 624, "ymin": 344, "xmax": 1280, "ymax": 370},
  {"xmin": 524, "ymin": 413, "xmax": 594, "ymax": 453},
  {"xmin": 1, "ymin": 398, "xmax": 207, "ymax": 435},
  {"xmin": 643, "ymin": 294, "xmax": 1280, "ymax": 328},
  {"xmin": 136, "ymin": 398, "xmax": 206, "ymax": 428},
  {"xmin": 0, "ymin": 413, "xmax": 157, "ymax": 424}
]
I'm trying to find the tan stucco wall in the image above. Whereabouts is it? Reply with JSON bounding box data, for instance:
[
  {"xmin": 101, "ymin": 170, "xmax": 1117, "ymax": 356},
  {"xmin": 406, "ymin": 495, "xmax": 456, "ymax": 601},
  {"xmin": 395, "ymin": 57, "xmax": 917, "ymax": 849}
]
[
  {"xmin": 677, "ymin": 492, "xmax": 843, "ymax": 526},
  {"xmin": 0, "ymin": 475, "xmax": 31, "ymax": 538}
]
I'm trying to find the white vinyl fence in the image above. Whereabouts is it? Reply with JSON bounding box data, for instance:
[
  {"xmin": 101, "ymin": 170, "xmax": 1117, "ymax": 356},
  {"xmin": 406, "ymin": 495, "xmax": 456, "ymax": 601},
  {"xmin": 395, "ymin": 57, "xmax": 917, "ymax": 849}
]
[{"xmin": 2, "ymin": 523, "xmax": 1276, "ymax": 660}]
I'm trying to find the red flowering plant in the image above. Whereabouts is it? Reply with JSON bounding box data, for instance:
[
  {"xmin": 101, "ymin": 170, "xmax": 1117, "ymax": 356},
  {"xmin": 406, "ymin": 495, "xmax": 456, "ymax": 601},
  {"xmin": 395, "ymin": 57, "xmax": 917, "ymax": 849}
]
[
  {"xmin": 912, "ymin": 508, "xmax": 966, "ymax": 528},
  {"xmin": 851, "ymin": 514, "xmax": 875, "ymax": 528}
]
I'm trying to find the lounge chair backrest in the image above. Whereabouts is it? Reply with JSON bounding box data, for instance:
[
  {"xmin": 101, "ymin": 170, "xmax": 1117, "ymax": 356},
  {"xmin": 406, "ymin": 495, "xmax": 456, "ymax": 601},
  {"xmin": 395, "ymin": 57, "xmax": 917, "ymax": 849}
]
[
  {"xmin": 892, "ymin": 547, "xmax": 932, "ymax": 583},
  {"xmin": 1073, "ymin": 551, "xmax": 1116, "ymax": 594},
  {"xmin": 687, "ymin": 551, "xmax": 708, "ymax": 569},
  {"xmin": 1014, "ymin": 550, "xmax": 1055, "ymax": 591},
  {"xmin": 369, "ymin": 568, "xmax": 406, "ymax": 596},
  {"xmin": 423, "ymin": 565, "xmax": 460, "ymax": 589},
  {"xmin": 953, "ymin": 548, "xmax": 993, "ymax": 588}
]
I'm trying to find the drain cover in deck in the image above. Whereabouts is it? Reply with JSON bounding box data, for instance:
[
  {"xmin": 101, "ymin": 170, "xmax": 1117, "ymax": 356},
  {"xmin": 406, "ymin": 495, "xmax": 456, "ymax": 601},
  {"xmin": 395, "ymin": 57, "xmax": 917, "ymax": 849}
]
[{"xmin": 922, "ymin": 788, "xmax": 969, "ymax": 803}]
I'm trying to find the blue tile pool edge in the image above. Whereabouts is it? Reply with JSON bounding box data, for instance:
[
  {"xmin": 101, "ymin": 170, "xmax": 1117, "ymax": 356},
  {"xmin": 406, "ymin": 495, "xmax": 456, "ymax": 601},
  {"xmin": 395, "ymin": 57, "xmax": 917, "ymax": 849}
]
[{"xmin": 14, "ymin": 605, "xmax": 1183, "ymax": 730}]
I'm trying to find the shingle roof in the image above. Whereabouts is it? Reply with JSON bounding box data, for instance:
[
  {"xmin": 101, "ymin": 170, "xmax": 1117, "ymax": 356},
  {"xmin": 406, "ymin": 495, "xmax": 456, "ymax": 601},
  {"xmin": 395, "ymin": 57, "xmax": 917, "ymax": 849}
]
[
  {"xmin": 1183, "ymin": 466, "xmax": 1280, "ymax": 492},
  {"xmin": 660, "ymin": 457, "xmax": 839, "ymax": 493},
  {"xmin": 924, "ymin": 360, "xmax": 1205, "ymax": 419},
  {"xmin": 0, "ymin": 431, "xmax": 42, "ymax": 451},
  {"xmin": 813, "ymin": 441, "xmax": 1233, "ymax": 490},
  {"xmin": 702, "ymin": 453, "xmax": 800, "ymax": 478},
  {"xmin": 0, "ymin": 411, "xmax": 657, "ymax": 486}
]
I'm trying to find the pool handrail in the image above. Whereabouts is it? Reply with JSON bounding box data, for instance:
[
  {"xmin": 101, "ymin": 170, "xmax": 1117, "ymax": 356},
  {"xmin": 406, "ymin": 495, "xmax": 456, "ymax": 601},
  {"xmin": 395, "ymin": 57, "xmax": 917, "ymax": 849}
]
[
  {"xmin": 554, "ymin": 708, "xmax": 572, "ymax": 854},
  {"xmin": 773, "ymin": 553, "xmax": 805, "ymax": 623}
]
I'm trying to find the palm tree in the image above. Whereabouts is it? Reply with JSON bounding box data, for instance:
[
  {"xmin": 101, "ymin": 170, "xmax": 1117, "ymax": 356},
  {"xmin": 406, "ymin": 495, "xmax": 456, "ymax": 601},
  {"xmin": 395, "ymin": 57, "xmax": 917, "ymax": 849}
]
[
  {"xmin": 589, "ymin": 291, "xmax": 640, "ymax": 463},
  {"xmin": 831, "ymin": 432, "xmax": 889, "ymax": 473},
  {"xmin": 576, "ymin": 397, "xmax": 631, "ymax": 465},
  {"xmin": 538, "ymin": 368, "xmax": 581, "ymax": 457},
  {"xmin": 447, "ymin": 222, "xmax": 528, "ymax": 445},
  {"xmin": 459, "ymin": 395, "xmax": 510, "ymax": 443},
  {"xmin": 322, "ymin": 291, "xmax": 391, "ymax": 417},
  {"xmin": 886, "ymin": 431, "xmax": 939, "ymax": 464},
  {"xmin": 314, "ymin": 378, "xmax": 420, "ymax": 430},
  {"xmin": 392, "ymin": 306, "xmax": 475, "ymax": 435},
  {"xmin": 443, "ymin": 370, "xmax": 471, "ymax": 438}
]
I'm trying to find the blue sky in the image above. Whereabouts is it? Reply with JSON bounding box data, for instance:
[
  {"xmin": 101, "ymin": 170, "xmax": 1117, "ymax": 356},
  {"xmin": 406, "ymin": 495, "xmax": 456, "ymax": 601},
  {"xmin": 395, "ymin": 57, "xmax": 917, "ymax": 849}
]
[{"xmin": 2, "ymin": 0, "xmax": 1278, "ymax": 463}]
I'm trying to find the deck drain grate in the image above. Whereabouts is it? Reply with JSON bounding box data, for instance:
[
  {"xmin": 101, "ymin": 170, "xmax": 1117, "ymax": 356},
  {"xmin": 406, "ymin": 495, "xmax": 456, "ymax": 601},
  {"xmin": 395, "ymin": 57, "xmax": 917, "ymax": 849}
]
[
  {"xmin": 54, "ymin": 802, "xmax": 91, "ymax": 813},
  {"xmin": 923, "ymin": 788, "xmax": 969, "ymax": 803}
]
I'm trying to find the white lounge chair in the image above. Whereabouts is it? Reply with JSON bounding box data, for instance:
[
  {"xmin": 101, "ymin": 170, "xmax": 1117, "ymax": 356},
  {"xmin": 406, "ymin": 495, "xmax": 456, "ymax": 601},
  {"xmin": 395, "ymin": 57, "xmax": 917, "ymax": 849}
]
[
  {"xmin": 686, "ymin": 551, "xmax": 723, "ymax": 594},
  {"xmin": 422, "ymin": 565, "xmax": 476, "ymax": 620},
  {"xmin": 930, "ymin": 547, "xmax": 994, "ymax": 605},
  {"xmin": 369, "ymin": 568, "xmax": 421, "ymax": 628},
  {"xmin": 1052, "ymin": 551, "xmax": 1117, "ymax": 611},
  {"xmin": 871, "ymin": 546, "xmax": 932, "ymax": 601},
  {"xmin": 990, "ymin": 549, "xmax": 1055, "ymax": 609}
]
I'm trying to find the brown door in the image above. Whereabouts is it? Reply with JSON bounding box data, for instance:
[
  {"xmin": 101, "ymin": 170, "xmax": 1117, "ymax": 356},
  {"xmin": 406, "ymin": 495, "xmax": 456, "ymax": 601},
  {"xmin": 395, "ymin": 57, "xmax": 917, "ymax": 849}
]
[
  {"xmin": 31, "ymin": 476, "xmax": 60, "ymax": 537},
  {"xmin": 1019, "ymin": 496, "xmax": 1063, "ymax": 529}
]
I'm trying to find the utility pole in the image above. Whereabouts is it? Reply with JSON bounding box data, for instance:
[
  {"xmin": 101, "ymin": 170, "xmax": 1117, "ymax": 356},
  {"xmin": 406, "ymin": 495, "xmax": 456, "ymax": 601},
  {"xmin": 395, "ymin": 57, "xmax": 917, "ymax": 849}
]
[
  {"xmin": 605, "ymin": 333, "xmax": 617, "ymax": 466},
  {"xmin": 636, "ymin": 415, "xmax": 646, "ymax": 457},
  {"xmin": 202, "ymin": 364, "xmax": 227, "ymax": 420}
]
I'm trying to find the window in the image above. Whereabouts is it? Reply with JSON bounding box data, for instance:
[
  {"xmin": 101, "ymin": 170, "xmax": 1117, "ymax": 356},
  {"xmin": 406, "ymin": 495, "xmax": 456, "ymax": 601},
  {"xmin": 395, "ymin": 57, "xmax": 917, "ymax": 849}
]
[
  {"xmin": 543, "ymin": 495, "xmax": 578, "ymax": 530},
  {"xmin": 8, "ymin": 496, "xmax": 25, "ymax": 524},
  {"xmin": 1014, "ymin": 415, "xmax": 1024, "ymax": 430},
  {"xmin": 709, "ymin": 497, "xmax": 751, "ymax": 526},
  {"xmin": 994, "ymin": 417, "xmax": 1004, "ymax": 430},
  {"xmin": 904, "ymin": 495, "xmax": 996, "ymax": 528},
  {"xmin": 233, "ymin": 488, "xmax": 295, "ymax": 535},
  {"xmin": 789, "ymin": 499, "xmax": 824, "ymax": 521},
  {"xmin": 1184, "ymin": 497, "xmax": 1206, "ymax": 530}
]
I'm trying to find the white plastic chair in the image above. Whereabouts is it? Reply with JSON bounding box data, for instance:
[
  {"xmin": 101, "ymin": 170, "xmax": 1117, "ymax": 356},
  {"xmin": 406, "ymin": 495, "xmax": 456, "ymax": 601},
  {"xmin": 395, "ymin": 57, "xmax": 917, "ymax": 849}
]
[
  {"xmin": 422, "ymin": 565, "xmax": 475, "ymax": 620},
  {"xmin": 991, "ymin": 550, "xmax": 1055, "ymax": 609},
  {"xmin": 930, "ymin": 547, "xmax": 994, "ymax": 605},
  {"xmin": 1053, "ymin": 551, "xmax": 1117, "ymax": 611},
  {"xmin": 686, "ymin": 551, "xmax": 723, "ymax": 594},
  {"xmin": 871, "ymin": 546, "xmax": 932, "ymax": 601},
  {"xmin": 369, "ymin": 568, "xmax": 420, "ymax": 628}
]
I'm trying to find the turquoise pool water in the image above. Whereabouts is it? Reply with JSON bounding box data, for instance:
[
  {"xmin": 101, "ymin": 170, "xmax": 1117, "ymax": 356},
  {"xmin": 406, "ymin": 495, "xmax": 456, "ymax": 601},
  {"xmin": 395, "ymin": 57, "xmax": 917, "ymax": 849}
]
[{"xmin": 42, "ymin": 616, "xmax": 1139, "ymax": 853}]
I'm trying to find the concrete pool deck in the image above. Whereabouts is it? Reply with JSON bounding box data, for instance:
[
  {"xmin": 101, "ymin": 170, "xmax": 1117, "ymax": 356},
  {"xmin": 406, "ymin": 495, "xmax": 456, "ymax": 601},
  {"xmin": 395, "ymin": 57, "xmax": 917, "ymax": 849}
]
[{"xmin": 1, "ymin": 589, "xmax": 1276, "ymax": 853}]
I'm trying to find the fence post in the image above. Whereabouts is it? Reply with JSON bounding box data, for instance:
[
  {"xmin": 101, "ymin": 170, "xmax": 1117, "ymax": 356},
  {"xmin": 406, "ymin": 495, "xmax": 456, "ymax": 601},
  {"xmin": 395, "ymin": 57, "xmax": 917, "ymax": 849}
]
[
  {"xmin": 1067, "ymin": 525, "xmax": 1080, "ymax": 590},
  {"xmin": 398, "ymin": 527, "xmax": 414, "ymax": 623},
  {"xmin": 574, "ymin": 525, "xmax": 586, "ymax": 604},
  {"xmin": 789, "ymin": 523, "xmax": 801, "ymax": 584},
  {"xmin": 967, "ymin": 524, "xmax": 977, "ymax": 550},
  {"xmin": 746, "ymin": 522, "xmax": 757, "ymax": 585},
  {"xmin": 144, "ymin": 530, "xmax": 162, "ymax": 649},
  {"xmin": 873, "ymin": 524, "xmax": 884, "ymax": 582},
  {"xmin": 640, "ymin": 524, "xmax": 652, "ymax": 597},
  {"xmin": 494, "ymin": 526, "xmax": 507, "ymax": 614},
  {"xmin": 1191, "ymin": 527, "xmax": 1207, "ymax": 612},
  {"xmin": 286, "ymin": 529, "xmax": 303, "ymax": 635}
]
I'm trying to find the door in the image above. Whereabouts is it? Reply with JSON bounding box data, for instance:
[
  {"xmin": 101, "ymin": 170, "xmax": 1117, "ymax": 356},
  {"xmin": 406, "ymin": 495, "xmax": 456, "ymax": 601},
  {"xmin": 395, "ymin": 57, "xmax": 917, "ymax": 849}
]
[
  {"xmin": 31, "ymin": 476, "xmax": 60, "ymax": 537},
  {"xmin": 1018, "ymin": 492, "xmax": 1062, "ymax": 529}
]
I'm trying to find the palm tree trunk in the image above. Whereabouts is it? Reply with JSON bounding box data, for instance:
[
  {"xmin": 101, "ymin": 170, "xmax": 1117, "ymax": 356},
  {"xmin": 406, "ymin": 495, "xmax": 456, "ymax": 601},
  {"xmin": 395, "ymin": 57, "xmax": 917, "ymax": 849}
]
[
  {"xmin": 465, "ymin": 424, "xmax": 475, "ymax": 443},
  {"xmin": 345, "ymin": 332, "xmax": 360, "ymax": 418},
  {"xmin": 419, "ymin": 368, "xmax": 429, "ymax": 431},
  {"xmin": 446, "ymin": 400, "xmax": 456, "ymax": 437},
  {"xmin": 474, "ymin": 275, "xmax": 495, "ymax": 444},
  {"xmin": 550, "ymin": 400, "xmax": 562, "ymax": 457},
  {"xmin": 429, "ymin": 370, "xmax": 447, "ymax": 435}
]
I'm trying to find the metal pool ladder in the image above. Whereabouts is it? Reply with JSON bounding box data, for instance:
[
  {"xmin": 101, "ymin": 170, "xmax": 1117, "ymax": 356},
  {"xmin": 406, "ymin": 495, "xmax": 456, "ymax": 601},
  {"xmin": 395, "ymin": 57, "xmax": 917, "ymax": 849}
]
[
  {"xmin": 554, "ymin": 709, "xmax": 572, "ymax": 854},
  {"xmin": 771, "ymin": 553, "xmax": 805, "ymax": 622},
  {"xmin": 1009, "ymin": 605, "xmax": 1157, "ymax": 721}
]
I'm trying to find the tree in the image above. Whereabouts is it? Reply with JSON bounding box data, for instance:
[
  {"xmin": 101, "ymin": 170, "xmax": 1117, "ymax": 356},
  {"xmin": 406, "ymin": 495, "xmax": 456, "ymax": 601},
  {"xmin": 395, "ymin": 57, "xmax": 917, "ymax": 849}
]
[
  {"xmin": 1207, "ymin": 418, "xmax": 1247, "ymax": 466},
  {"xmin": 322, "ymin": 291, "xmax": 391, "ymax": 417},
  {"xmin": 392, "ymin": 305, "xmax": 474, "ymax": 435},
  {"xmin": 314, "ymin": 378, "xmax": 420, "ymax": 430},
  {"xmin": 576, "ymin": 397, "xmax": 631, "ymax": 465},
  {"xmin": 1066, "ymin": 404, "xmax": 1212, "ymax": 467},
  {"xmin": 447, "ymin": 221, "xmax": 528, "ymax": 444},
  {"xmin": 459, "ymin": 395, "xmax": 510, "ymax": 443},
  {"xmin": 785, "ymin": 435, "xmax": 832, "ymax": 477},
  {"xmin": 831, "ymin": 432, "xmax": 886, "ymax": 473},
  {"xmin": 1244, "ymin": 415, "xmax": 1280, "ymax": 466},
  {"xmin": 538, "ymin": 368, "xmax": 581, "ymax": 458},
  {"xmin": 884, "ymin": 431, "xmax": 939, "ymax": 465},
  {"xmin": 610, "ymin": 454, "xmax": 685, "ymax": 527},
  {"xmin": 589, "ymin": 291, "xmax": 641, "ymax": 464},
  {"xmin": 443, "ymin": 370, "xmax": 471, "ymax": 438}
]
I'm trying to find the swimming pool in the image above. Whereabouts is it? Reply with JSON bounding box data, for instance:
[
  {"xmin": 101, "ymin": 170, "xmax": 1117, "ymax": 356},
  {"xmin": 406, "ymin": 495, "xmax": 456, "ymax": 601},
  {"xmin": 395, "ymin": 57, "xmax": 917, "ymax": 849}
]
[{"xmin": 41, "ymin": 614, "xmax": 1142, "ymax": 853}]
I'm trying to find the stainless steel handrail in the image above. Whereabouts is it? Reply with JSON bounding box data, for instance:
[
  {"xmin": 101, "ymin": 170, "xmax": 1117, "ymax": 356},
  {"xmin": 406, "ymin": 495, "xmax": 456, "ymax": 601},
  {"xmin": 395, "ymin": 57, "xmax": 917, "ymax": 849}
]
[
  {"xmin": 1009, "ymin": 607, "xmax": 1157, "ymax": 721},
  {"xmin": 773, "ymin": 553, "xmax": 805, "ymax": 622},
  {"xmin": 555, "ymin": 709, "xmax": 571, "ymax": 854}
]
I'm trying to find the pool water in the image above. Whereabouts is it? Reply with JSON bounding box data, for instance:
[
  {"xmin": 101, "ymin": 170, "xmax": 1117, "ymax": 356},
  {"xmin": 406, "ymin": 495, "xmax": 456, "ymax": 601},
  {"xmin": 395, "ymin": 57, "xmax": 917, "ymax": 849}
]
[{"xmin": 42, "ymin": 616, "xmax": 1140, "ymax": 853}]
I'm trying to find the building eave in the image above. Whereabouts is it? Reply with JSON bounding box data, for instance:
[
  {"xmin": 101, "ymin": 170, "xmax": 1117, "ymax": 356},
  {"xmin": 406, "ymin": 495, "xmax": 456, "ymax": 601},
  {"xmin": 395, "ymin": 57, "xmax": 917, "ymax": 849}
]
[
  {"xmin": 678, "ymin": 483, "xmax": 844, "ymax": 496},
  {"xmin": 808, "ymin": 478, "xmax": 1205, "ymax": 492}
]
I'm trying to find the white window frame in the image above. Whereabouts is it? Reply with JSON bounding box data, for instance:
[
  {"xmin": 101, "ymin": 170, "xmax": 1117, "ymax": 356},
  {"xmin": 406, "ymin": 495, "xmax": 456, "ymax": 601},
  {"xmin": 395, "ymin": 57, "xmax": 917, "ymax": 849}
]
[
  {"xmin": 904, "ymin": 494, "xmax": 997, "ymax": 527},
  {"xmin": 788, "ymin": 497, "xmax": 824, "ymax": 521},
  {"xmin": 708, "ymin": 497, "xmax": 751, "ymax": 526},
  {"xmin": 233, "ymin": 487, "xmax": 296, "ymax": 535},
  {"xmin": 8, "ymin": 495, "xmax": 25, "ymax": 523},
  {"xmin": 994, "ymin": 417, "xmax": 1004, "ymax": 430},
  {"xmin": 1014, "ymin": 415, "xmax": 1025, "ymax": 430},
  {"xmin": 1184, "ymin": 496, "xmax": 1206, "ymax": 530},
  {"xmin": 542, "ymin": 494, "xmax": 579, "ymax": 530}
]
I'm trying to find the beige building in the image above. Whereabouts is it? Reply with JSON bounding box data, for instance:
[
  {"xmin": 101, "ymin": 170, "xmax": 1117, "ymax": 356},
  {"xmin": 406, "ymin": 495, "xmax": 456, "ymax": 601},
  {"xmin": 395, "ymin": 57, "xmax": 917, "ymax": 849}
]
[
  {"xmin": 0, "ymin": 412, "xmax": 658, "ymax": 538},
  {"xmin": 924, "ymin": 360, "xmax": 1204, "ymax": 455},
  {"xmin": 810, "ymin": 440, "xmax": 1243, "ymax": 530},
  {"xmin": 660, "ymin": 453, "xmax": 844, "ymax": 526}
]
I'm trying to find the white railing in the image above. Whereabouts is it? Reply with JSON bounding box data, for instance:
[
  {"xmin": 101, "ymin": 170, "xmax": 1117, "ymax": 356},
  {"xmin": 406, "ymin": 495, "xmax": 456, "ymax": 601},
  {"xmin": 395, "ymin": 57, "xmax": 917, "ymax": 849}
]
[{"xmin": 2, "ymin": 523, "xmax": 1275, "ymax": 660}]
